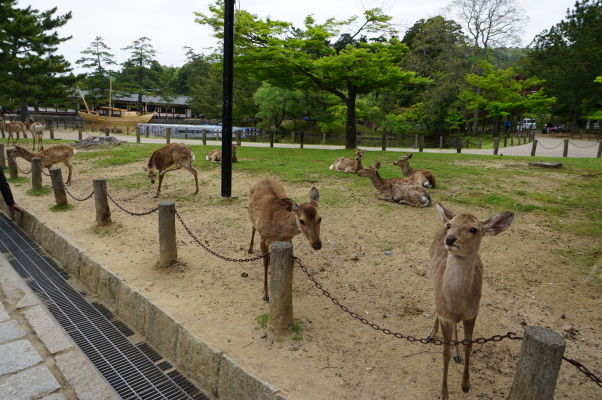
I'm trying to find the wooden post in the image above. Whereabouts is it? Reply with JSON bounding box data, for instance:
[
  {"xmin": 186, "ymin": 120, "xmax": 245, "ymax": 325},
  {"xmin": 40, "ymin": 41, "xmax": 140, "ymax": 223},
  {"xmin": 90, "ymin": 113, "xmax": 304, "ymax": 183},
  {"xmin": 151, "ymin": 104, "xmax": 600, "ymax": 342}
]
[
  {"xmin": 7, "ymin": 150, "xmax": 17, "ymax": 179},
  {"xmin": 49, "ymin": 168, "xmax": 68, "ymax": 207},
  {"xmin": 382, "ymin": 133, "xmax": 386, "ymax": 151},
  {"xmin": 563, "ymin": 139, "xmax": 569, "ymax": 157},
  {"xmin": 479, "ymin": 137, "xmax": 482, "ymax": 149},
  {"xmin": 439, "ymin": 136, "xmax": 443, "ymax": 149},
  {"xmin": 414, "ymin": 134, "xmax": 419, "ymax": 148},
  {"xmin": 104, "ymin": 128, "xmax": 110, "ymax": 137},
  {"xmin": 126, "ymin": 126, "xmax": 130, "ymax": 135},
  {"xmin": 93, "ymin": 179, "xmax": 111, "ymax": 227},
  {"xmin": 158, "ymin": 201, "xmax": 177, "ymax": 268},
  {"xmin": 145, "ymin": 126, "xmax": 150, "ymax": 138},
  {"xmin": 597, "ymin": 141, "xmax": 602, "ymax": 158},
  {"xmin": 202, "ymin": 129, "xmax": 207, "ymax": 145},
  {"xmin": 136, "ymin": 126, "xmax": 140, "ymax": 143},
  {"xmin": 267, "ymin": 241, "xmax": 294, "ymax": 338},
  {"xmin": 0, "ymin": 144, "xmax": 5, "ymax": 168},
  {"xmin": 78, "ymin": 127, "xmax": 83, "ymax": 141},
  {"xmin": 31, "ymin": 157, "xmax": 42, "ymax": 190},
  {"xmin": 531, "ymin": 140, "xmax": 538, "ymax": 156},
  {"xmin": 236, "ymin": 130, "xmax": 241, "ymax": 146},
  {"xmin": 510, "ymin": 136, "xmax": 514, "ymax": 146},
  {"xmin": 504, "ymin": 136, "xmax": 508, "ymax": 147},
  {"xmin": 112, "ymin": 126, "xmax": 117, "ymax": 134},
  {"xmin": 456, "ymin": 139, "xmax": 462, "ymax": 153},
  {"xmin": 270, "ymin": 133, "xmax": 274, "ymax": 148},
  {"xmin": 508, "ymin": 326, "xmax": 565, "ymax": 400},
  {"xmin": 300, "ymin": 131, "xmax": 304, "ymax": 149},
  {"xmin": 465, "ymin": 137, "xmax": 470, "ymax": 149},
  {"xmin": 322, "ymin": 132, "xmax": 326, "ymax": 145},
  {"xmin": 493, "ymin": 137, "xmax": 500, "ymax": 155},
  {"xmin": 184, "ymin": 131, "xmax": 188, "ymax": 139},
  {"xmin": 419, "ymin": 135, "xmax": 424, "ymax": 152},
  {"xmin": 166, "ymin": 128, "xmax": 171, "ymax": 144},
  {"xmin": 49, "ymin": 124, "xmax": 55, "ymax": 140}
]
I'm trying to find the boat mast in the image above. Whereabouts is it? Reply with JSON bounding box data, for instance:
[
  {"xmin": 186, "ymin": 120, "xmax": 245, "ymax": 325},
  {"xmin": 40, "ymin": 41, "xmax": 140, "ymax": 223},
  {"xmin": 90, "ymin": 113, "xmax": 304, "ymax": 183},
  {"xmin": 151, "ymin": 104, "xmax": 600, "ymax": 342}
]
[
  {"xmin": 108, "ymin": 77, "xmax": 112, "ymax": 117},
  {"xmin": 76, "ymin": 86, "xmax": 91, "ymax": 113}
]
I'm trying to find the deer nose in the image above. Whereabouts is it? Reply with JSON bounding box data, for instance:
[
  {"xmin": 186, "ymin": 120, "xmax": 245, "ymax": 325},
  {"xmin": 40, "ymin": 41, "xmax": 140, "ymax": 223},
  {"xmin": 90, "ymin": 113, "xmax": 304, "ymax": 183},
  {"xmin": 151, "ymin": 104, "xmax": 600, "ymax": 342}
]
[
  {"xmin": 312, "ymin": 242, "xmax": 322, "ymax": 250},
  {"xmin": 445, "ymin": 236, "xmax": 457, "ymax": 246}
]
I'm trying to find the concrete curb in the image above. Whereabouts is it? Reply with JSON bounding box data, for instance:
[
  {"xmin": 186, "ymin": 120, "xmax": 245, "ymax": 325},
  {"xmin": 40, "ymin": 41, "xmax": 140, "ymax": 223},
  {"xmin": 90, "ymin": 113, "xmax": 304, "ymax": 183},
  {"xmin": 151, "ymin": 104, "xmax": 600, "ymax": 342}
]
[{"xmin": 0, "ymin": 205, "xmax": 283, "ymax": 400}]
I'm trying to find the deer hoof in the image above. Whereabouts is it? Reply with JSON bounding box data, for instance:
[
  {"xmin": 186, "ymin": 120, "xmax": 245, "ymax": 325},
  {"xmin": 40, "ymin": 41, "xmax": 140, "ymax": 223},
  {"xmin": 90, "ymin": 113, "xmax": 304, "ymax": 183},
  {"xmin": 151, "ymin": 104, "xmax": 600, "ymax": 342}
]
[
  {"xmin": 262, "ymin": 296, "xmax": 269, "ymax": 302},
  {"xmin": 247, "ymin": 249, "xmax": 253, "ymax": 255},
  {"xmin": 462, "ymin": 386, "xmax": 470, "ymax": 393},
  {"xmin": 453, "ymin": 355, "xmax": 463, "ymax": 364},
  {"xmin": 426, "ymin": 335, "xmax": 434, "ymax": 342}
]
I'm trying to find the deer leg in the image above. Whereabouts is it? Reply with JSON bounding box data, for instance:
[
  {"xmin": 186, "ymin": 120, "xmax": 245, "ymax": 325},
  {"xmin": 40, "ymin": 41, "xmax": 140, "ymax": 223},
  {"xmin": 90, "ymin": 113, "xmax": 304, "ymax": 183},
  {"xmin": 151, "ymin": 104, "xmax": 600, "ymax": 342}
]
[
  {"xmin": 453, "ymin": 323, "xmax": 462, "ymax": 364},
  {"xmin": 377, "ymin": 194, "xmax": 394, "ymax": 202},
  {"xmin": 427, "ymin": 316, "xmax": 439, "ymax": 341},
  {"xmin": 64, "ymin": 160, "xmax": 73, "ymax": 185},
  {"xmin": 248, "ymin": 227, "xmax": 256, "ymax": 254},
  {"xmin": 183, "ymin": 164, "xmax": 199, "ymax": 194},
  {"xmin": 155, "ymin": 172, "xmax": 165, "ymax": 197},
  {"xmin": 440, "ymin": 320, "xmax": 453, "ymax": 400},
  {"xmin": 260, "ymin": 240, "xmax": 270, "ymax": 302},
  {"xmin": 461, "ymin": 317, "xmax": 476, "ymax": 393}
]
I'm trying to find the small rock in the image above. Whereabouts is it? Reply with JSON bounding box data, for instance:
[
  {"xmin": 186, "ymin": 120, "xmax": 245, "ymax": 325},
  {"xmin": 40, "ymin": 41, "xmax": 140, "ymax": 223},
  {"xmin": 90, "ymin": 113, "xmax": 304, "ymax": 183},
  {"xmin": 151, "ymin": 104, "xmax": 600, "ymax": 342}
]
[
  {"xmin": 520, "ymin": 321, "xmax": 527, "ymax": 327},
  {"xmin": 241, "ymin": 272, "xmax": 248, "ymax": 278},
  {"xmin": 383, "ymin": 314, "xmax": 387, "ymax": 319},
  {"xmin": 366, "ymin": 367, "xmax": 374, "ymax": 372},
  {"xmin": 416, "ymin": 269, "xmax": 426, "ymax": 277},
  {"xmin": 351, "ymin": 255, "xmax": 359, "ymax": 261},
  {"xmin": 560, "ymin": 314, "xmax": 566, "ymax": 319},
  {"xmin": 259, "ymin": 333, "xmax": 267, "ymax": 339},
  {"xmin": 384, "ymin": 251, "xmax": 392, "ymax": 256},
  {"xmin": 289, "ymin": 346, "xmax": 299, "ymax": 352},
  {"xmin": 562, "ymin": 323, "xmax": 573, "ymax": 332}
]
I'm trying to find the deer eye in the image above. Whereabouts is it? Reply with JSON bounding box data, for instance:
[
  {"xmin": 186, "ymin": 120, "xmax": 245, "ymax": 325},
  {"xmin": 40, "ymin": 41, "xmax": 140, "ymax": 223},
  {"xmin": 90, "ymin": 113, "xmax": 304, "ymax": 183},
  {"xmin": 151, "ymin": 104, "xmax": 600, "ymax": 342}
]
[
  {"xmin": 446, "ymin": 223, "xmax": 451, "ymax": 229},
  {"xmin": 469, "ymin": 227, "xmax": 478, "ymax": 234},
  {"xmin": 299, "ymin": 219, "xmax": 305, "ymax": 225}
]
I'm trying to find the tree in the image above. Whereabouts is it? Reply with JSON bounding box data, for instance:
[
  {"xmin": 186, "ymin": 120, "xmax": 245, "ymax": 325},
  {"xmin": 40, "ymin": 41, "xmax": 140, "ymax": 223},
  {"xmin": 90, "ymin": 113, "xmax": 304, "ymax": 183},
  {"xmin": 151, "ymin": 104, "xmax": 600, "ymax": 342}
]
[
  {"xmin": 117, "ymin": 37, "xmax": 162, "ymax": 111},
  {"xmin": 197, "ymin": 3, "xmax": 416, "ymax": 148},
  {"xmin": 0, "ymin": 1, "xmax": 76, "ymax": 119},
  {"xmin": 253, "ymin": 83, "xmax": 304, "ymax": 131},
  {"xmin": 76, "ymin": 36, "xmax": 116, "ymax": 102}
]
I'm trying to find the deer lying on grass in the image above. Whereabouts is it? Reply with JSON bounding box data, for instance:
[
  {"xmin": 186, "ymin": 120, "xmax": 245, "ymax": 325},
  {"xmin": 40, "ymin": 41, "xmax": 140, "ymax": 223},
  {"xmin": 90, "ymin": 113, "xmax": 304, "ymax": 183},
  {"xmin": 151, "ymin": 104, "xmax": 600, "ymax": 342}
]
[
  {"xmin": 25, "ymin": 117, "xmax": 44, "ymax": 151},
  {"xmin": 0, "ymin": 118, "xmax": 27, "ymax": 146},
  {"xmin": 206, "ymin": 144, "xmax": 238, "ymax": 163},
  {"xmin": 357, "ymin": 161, "xmax": 431, "ymax": 207},
  {"xmin": 392, "ymin": 153, "xmax": 436, "ymax": 188},
  {"xmin": 145, "ymin": 143, "xmax": 199, "ymax": 198},
  {"xmin": 13, "ymin": 144, "xmax": 75, "ymax": 185},
  {"xmin": 248, "ymin": 178, "xmax": 322, "ymax": 301},
  {"xmin": 329, "ymin": 150, "xmax": 363, "ymax": 173},
  {"xmin": 429, "ymin": 203, "xmax": 513, "ymax": 400}
]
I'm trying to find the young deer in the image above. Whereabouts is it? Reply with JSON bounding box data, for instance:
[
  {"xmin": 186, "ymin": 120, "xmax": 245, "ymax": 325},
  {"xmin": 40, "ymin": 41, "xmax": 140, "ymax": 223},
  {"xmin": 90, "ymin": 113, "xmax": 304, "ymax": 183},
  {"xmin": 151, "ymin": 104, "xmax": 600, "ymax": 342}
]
[
  {"xmin": 145, "ymin": 143, "xmax": 199, "ymax": 197},
  {"xmin": 0, "ymin": 118, "xmax": 27, "ymax": 146},
  {"xmin": 248, "ymin": 178, "xmax": 322, "ymax": 301},
  {"xmin": 25, "ymin": 117, "xmax": 44, "ymax": 151},
  {"xmin": 429, "ymin": 203, "xmax": 513, "ymax": 400},
  {"xmin": 329, "ymin": 150, "xmax": 363, "ymax": 173},
  {"xmin": 13, "ymin": 144, "xmax": 75, "ymax": 184},
  {"xmin": 206, "ymin": 144, "xmax": 238, "ymax": 163},
  {"xmin": 357, "ymin": 161, "xmax": 431, "ymax": 207},
  {"xmin": 392, "ymin": 153, "xmax": 436, "ymax": 188}
]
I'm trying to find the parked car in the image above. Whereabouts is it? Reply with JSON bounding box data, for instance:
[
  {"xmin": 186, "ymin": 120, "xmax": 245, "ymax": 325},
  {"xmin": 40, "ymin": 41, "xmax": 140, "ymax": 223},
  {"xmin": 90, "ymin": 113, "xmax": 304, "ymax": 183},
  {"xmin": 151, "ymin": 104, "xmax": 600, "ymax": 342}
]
[{"xmin": 519, "ymin": 118, "xmax": 537, "ymax": 131}]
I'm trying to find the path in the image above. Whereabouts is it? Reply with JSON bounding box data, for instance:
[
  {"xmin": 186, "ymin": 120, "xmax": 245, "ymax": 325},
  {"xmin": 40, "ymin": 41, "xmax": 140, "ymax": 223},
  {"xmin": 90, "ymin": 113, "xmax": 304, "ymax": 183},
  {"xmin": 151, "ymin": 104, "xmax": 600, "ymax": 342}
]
[{"xmin": 51, "ymin": 130, "xmax": 602, "ymax": 158}]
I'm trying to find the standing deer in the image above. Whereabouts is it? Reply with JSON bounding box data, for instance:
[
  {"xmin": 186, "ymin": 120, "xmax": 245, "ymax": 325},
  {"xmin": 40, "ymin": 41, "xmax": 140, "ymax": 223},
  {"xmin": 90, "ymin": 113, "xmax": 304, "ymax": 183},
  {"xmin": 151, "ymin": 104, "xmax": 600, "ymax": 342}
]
[
  {"xmin": 25, "ymin": 117, "xmax": 44, "ymax": 151},
  {"xmin": 145, "ymin": 143, "xmax": 198, "ymax": 197},
  {"xmin": 248, "ymin": 178, "xmax": 322, "ymax": 301},
  {"xmin": 206, "ymin": 144, "xmax": 238, "ymax": 163},
  {"xmin": 12, "ymin": 144, "xmax": 75, "ymax": 184},
  {"xmin": 0, "ymin": 118, "xmax": 27, "ymax": 146},
  {"xmin": 329, "ymin": 150, "xmax": 363, "ymax": 173},
  {"xmin": 357, "ymin": 161, "xmax": 431, "ymax": 207},
  {"xmin": 429, "ymin": 203, "xmax": 513, "ymax": 400},
  {"xmin": 392, "ymin": 153, "xmax": 436, "ymax": 188}
]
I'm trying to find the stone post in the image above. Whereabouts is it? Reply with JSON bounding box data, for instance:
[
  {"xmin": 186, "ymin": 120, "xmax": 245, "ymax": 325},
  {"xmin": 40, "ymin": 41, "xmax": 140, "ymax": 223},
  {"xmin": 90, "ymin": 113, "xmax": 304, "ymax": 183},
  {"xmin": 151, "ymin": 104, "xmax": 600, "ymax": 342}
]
[
  {"xmin": 267, "ymin": 241, "xmax": 294, "ymax": 338},
  {"xmin": 158, "ymin": 201, "xmax": 177, "ymax": 267},
  {"xmin": 93, "ymin": 179, "xmax": 111, "ymax": 226}
]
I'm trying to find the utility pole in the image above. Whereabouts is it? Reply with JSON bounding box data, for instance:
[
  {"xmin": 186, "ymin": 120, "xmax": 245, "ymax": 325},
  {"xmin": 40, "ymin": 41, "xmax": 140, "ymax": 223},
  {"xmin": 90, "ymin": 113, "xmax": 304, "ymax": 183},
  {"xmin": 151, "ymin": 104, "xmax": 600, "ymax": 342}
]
[{"xmin": 221, "ymin": 0, "xmax": 234, "ymax": 198}]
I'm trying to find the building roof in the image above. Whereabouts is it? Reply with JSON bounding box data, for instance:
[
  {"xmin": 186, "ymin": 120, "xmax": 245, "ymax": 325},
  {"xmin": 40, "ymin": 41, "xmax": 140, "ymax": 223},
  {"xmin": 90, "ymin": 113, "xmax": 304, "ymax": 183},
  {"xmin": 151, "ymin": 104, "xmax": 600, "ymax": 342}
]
[{"xmin": 78, "ymin": 90, "xmax": 190, "ymax": 106}]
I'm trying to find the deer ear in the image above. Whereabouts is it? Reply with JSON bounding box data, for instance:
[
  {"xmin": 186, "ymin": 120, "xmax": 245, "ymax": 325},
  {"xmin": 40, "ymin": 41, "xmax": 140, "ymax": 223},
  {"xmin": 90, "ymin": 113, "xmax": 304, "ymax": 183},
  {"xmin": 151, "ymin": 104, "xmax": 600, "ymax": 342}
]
[
  {"xmin": 309, "ymin": 187, "xmax": 319, "ymax": 203},
  {"xmin": 143, "ymin": 167, "xmax": 148, "ymax": 172},
  {"xmin": 482, "ymin": 212, "xmax": 514, "ymax": 236},
  {"xmin": 407, "ymin": 153, "xmax": 413, "ymax": 159},
  {"xmin": 436, "ymin": 203, "xmax": 455, "ymax": 223},
  {"xmin": 280, "ymin": 198, "xmax": 299, "ymax": 212},
  {"xmin": 374, "ymin": 161, "xmax": 381, "ymax": 169}
]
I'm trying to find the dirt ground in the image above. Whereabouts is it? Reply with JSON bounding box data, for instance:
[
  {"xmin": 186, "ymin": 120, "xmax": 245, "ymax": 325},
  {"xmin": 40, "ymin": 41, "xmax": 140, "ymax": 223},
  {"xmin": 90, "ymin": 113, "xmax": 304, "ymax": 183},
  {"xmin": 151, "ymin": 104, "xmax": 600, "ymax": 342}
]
[{"xmin": 8, "ymin": 147, "xmax": 601, "ymax": 400}]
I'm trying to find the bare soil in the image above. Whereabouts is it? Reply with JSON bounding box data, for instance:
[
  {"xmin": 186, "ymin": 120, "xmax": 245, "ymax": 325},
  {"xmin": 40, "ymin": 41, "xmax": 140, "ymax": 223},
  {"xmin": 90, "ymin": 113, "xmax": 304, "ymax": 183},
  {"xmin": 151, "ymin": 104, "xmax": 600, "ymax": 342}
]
[{"xmin": 8, "ymin": 150, "xmax": 601, "ymax": 400}]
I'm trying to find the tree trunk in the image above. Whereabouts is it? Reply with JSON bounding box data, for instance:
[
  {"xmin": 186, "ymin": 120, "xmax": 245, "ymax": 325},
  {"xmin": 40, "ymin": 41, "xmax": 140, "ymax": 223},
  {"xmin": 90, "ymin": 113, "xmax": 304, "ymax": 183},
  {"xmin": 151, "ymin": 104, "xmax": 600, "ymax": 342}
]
[
  {"xmin": 472, "ymin": 87, "xmax": 480, "ymax": 135},
  {"xmin": 19, "ymin": 97, "xmax": 30, "ymax": 122},
  {"xmin": 345, "ymin": 85, "xmax": 357, "ymax": 149},
  {"xmin": 138, "ymin": 92, "xmax": 143, "ymax": 114},
  {"xmin": 495, "ymin": 117, "xmax": 501, "ymax": 137}
]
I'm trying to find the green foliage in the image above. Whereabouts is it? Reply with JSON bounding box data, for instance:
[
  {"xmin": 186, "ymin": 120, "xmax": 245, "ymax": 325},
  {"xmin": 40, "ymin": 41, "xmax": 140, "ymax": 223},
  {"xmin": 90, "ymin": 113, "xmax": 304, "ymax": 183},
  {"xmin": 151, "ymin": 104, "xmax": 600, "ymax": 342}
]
[
  {"xmin": 76, "ymin": 36, "xmax": 116, "ymax": 101},
  {"xmin": 26, "ymin": 187, "xmax": 52, "ymax": 196},
  {"xmin": 256, "ymin": 313, "xmax": 268, "ymax": 329},
  {"xmin": 50, "ymin": 204, "xmax": 74, "ymax": 212},
  {"xmin": 253, "ymin": 83, "xmax": 304, "ymax": 131}
]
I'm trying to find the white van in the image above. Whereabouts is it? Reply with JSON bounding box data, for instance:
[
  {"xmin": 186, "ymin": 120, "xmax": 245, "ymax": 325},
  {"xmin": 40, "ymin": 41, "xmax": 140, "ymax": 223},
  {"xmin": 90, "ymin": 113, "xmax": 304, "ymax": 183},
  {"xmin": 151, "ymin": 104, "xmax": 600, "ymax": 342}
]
[{"xmin": 521, "ymin": 118, "xmax": 536, "ymax": 130}]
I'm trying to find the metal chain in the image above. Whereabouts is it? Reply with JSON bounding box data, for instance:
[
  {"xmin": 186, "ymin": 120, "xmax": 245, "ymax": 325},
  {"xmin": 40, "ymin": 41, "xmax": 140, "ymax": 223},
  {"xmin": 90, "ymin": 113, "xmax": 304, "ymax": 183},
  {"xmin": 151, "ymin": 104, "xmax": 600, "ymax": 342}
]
[
  {"xmin": 41, "ymin": 169, "xmax": 50, "ymax": 177},
  {"xmin": 106, "ymin": 191, "xmax": 159, "ymax": 216},
  {"xmin": 568, "ymin": 140, "xmax": 600, "ymax": 149},
  {"xmin": 175, "ymin": 210, "xmax": 267, "ymax": 262},
  {"xmin": 537, "ymin": 141, "xmax": 564, "ymax": 150},
  {"xmin": 16, "ymin": 163, "xmax": 32, "ymax": 174},
  {"xmin": 295, "ymin": 256, "xmax": 522, "ymax": 346},
  {"xmin": 63, "ymin": 185, "xmax": 94, "ymax": 202},
  {"xmin": 562, "ymin": 355, "xmax": 602, "ymax": 389}
]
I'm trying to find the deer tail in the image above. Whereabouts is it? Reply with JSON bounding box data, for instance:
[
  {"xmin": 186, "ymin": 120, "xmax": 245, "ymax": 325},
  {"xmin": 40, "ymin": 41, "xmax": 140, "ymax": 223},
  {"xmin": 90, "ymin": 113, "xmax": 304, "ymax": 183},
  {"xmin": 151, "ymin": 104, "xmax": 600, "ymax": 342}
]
[
  {"xmin": 329, "ymin": 164, "xmax": 334, "ymax": 170},
  {"xmin": 205, "ymin": 155, "xmax": 209, "ymax": 161}
]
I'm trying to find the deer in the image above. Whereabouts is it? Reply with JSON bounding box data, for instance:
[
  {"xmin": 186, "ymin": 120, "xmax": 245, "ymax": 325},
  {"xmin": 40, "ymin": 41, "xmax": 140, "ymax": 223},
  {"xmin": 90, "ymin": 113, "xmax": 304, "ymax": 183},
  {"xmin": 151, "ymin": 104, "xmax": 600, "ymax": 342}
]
[
  {"xmin": 357, "ymin": 161, "xmax": 431, "ymax": 207},
  {"xmin": 0, "ymin": 118, "xmax": 27, "ymax": 146},
  {"xmin": 428, "ymin": 203, "xmax": 514, "ymax": 400},
  {"xmin": 25, "ymin": 117, "xmax": 44, "ymax": 151},
  {"xmin": 392, "ymin": 153, "xmax": 436, "ymax": 188},
  {"xmin": 206, "ymin": 144, "xmax": 238, "ymax": 163},
  {"xmin": 329, "ymin": 150, "xmax": 363, "ymax": 173},
  {"xmin": 145, "ymin": 143, "xmax": 199, "ymax": 198},
  {"xmin": 247, "ymin": 178, "xmax": 322, "ymax": 301},
  {"xmin": 12, "ymin": 144, "xmax": 75, "ymax": 185}
]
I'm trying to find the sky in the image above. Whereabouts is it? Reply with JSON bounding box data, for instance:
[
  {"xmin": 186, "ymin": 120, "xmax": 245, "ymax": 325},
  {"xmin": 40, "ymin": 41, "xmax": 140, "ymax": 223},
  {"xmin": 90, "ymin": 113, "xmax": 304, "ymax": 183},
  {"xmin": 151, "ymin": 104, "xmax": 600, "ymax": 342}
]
[{"xmin": 20, "ymin": 0, "xmax": 576, "ymax": 72}]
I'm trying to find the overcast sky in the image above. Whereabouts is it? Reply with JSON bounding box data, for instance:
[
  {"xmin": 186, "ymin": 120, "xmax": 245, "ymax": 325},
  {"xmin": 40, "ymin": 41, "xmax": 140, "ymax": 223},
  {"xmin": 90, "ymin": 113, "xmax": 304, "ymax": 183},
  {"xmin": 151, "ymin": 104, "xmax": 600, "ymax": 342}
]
[{"xmin": 20, "ymin": 0, "xmax": 575, "ymax": 72}]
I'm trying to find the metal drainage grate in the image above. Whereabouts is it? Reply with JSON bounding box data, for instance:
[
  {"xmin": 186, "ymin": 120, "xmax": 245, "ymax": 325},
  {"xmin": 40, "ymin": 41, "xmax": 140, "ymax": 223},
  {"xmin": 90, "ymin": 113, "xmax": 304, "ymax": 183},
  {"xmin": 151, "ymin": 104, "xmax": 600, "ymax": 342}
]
[{"xmin": 0, "ymin": 214, "xmax": 210, "ymax": 400}]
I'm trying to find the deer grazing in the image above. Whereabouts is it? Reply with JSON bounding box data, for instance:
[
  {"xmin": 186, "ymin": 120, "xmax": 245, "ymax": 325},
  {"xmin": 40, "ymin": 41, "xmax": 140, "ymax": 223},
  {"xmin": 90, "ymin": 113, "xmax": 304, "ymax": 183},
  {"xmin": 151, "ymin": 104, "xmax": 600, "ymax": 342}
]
[
  {"xmin": 12, "ymin": 144, "xmax": 75, "ymax": 185},
  {"xmin": 206, "ymin": 144, "xmax": 238, "ymax": 163},
  {"xmin": 25, "ymin": 117, "xmax": 44, "ymax": 151},
  {"xmin": 145, "ymin": 143, "xmax": 199, "ymax": 197},
  {"xmin": 357, "ymin": 161, "xmax": 431, "ymax": 207},
  {"xmin": 329, "ymin": 150, "xmax": 363, "ymax": 173},
  {"xmin": 248, "ymin": 178, "xmax": 322, "ymax": 301},
  {"xmin": 392, "ymin": 153, "xmax": 436, "ymax": 188},
  {"xmin": 0, "ymin": 118, "xmax": 27, "ymax": 146},
  {"xmin": 429, "ymin": 203, "xmax": 513, "ymax": 400}
]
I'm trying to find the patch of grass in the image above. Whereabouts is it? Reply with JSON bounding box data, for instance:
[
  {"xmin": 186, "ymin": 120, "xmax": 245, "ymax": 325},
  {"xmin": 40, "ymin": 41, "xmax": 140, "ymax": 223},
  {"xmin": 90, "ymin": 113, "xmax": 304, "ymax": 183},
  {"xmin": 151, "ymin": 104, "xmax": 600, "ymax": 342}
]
[
  {"xmin": 26, "ymin": 187, "xmax": 52, "ymax": 196},
  {"xmin": 50, "ymin": 204, "xmax": 74, "ymax": 212},
  {"xmin": 91, "ymin": 222, "xmax": 123, "ymax": 237},
  {"xmin": 8, "ymin": 176, "xmax": 28, "ymax": 184},
  {"xmin": 110, "ymin": 173, "xmax": 149, "ymax": 190},
  {"xmin": 256, "ymin": 313, "xmax": 268, "ymax": 329}
]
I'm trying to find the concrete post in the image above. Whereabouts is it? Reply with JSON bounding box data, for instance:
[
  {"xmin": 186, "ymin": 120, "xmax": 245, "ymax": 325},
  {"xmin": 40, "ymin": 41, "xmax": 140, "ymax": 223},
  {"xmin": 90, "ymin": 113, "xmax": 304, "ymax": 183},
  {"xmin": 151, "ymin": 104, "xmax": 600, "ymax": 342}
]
[
  {"xmin": 158, "ymin": 201, "xmax": 177, "ymax": 268},
  {"xmin": 50, "ymin": 168, "xmax": 68, "ymax": 207},
  {"xmin": 31, "ymin": 158, "xmax": 42, "ymax": 190},
  {"xmin": 7, "ymin": 150, "xmax": 17, "ymax": 179},
  {"xmin": 508, "ymin": 326, "xmax": 565, "ymax": 400},
  {"xmin": 493, "ymin": 137, "xmax": 500, "ymax": 155},
  {"xmin": 0, "ymin": 144, "xmax": 5, "ymax": 168},
  {"xmin": 531, "ymin": 140, "xmax": 538, "ymax": 156},
  {"xmin": 93, "ymin": 179, "xmax": 111, "ymax": 226},
  {"xmin": 267, "ymin": 241, "xmax": 294, "ymax": 338},
  {"xmin": 563, "ymin": 139, "xmax": 569, "ymax": 157}
]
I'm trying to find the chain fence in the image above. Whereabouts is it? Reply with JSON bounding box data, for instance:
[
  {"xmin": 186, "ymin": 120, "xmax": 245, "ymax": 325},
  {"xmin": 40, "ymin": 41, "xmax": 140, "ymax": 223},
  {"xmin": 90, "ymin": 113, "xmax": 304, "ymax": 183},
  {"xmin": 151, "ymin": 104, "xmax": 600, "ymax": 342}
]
[
  {"xmin": 15, "ymin": 163, "xmax": 31, "ymax": 175},
  {"xmin": 106, "ymin": 191, "xmax": 159, "ymax": 216},
  {"xmin": 537, "ymin": 141, "xmax": 564, "ymax": 150},
  {"xmin": 562, "ymin": 355, "xmax": 602, "ymax": 389},
  {"xmin": 64, "ymin": 185, "xmax": 94, "ymax": 202},
  {"xmin": 569, "ymin": 140, "xmax": 600, "ymax": 149}
]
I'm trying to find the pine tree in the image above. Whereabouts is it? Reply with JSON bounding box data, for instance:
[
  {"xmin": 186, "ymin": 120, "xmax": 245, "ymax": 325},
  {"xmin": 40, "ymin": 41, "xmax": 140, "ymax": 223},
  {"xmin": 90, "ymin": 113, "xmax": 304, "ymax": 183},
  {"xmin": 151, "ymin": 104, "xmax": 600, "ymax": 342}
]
[
  {"xmin": 76, "ymin": 36, "xmax": 116, "ymax": 102},
  {"xmin": 118, "ymin": 37, "xmax": 162, "ymax": 112}
]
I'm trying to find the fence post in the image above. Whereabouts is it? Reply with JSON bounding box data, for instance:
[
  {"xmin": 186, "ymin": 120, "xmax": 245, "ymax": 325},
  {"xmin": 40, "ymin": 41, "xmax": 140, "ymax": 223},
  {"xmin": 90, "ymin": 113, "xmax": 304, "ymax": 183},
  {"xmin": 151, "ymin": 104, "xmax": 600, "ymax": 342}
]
[
  {"xmin": 267, "ymin": 241, "xmax": 294, "ymax": 338},
  {"xmin": 202, "ymin": 129, "xmax": 207, "ymax": 145},
  {"xmin": 300, "ymin": 131, "xmax": 304, "ymax": 149},
  {"xmin": 562, "ymin": 139, "xmax": 569, "ymax": 157},
  {"xmin": 419, "ymin": 135, "xmax": 424, "ymax": 152},
  {"xmin": 597, "ymin": 141, "xmax": 602, "ymax": 158},
  {"xmin": 236, "ymin": 130, "xmax": 241, "ymax": 146},
  {"xmin": 7, "ymin": 150, "xmax": 17, "ymax": 179},
  {"xmin": 146, "ymin": 126, "xmax": 150, "ymax": 138},
  {"xmin": 166, "ymin": 128, "xmax": 171, "ymax": 144},
  {"xmin": 270, "ymin": 133, "xmax": 274, "ymax": 148},
  {"xmin": 93, "ymin": 178, "xmax": 111, "ymax": 227},
  {"xmin": 78, "ymin": 127, "xmax": 83, "ymax": 141},
  {"xmin": 439, "ymin": 136, "xmax": 443, "ymax": 149},
  {"xmin": 158, "ymin": 201, "xmax": 177, "ymax": 268},
  {"xmin": 531, "ymin": 140, "xmax": 538, "ymax": 156},
  {"xmin": 510, "ymin": 136, "xmax": 514, "ymax": 146},
  {"xmin": 414, "ymin": 134, "xmax": 419, "ymax": 148},
  {"xmin": 0, "ymin": 144, "xmax": 5, "ymax": 168},
  {"xmin": 493, "ymin": 137, "xmax": 500, "ymax": 155},
  {"xmin": 49, "ymin": 125, "xmax": 55, "ymax": 140},
  {"xmin": 104, "ymin": 128, "xmax": 110, "ymax": 137},
  {"xmin": 382, "ymin": 133, "xmax": 386, "ymax": 151},
  {"xmin": 49, "ymin": 168, "xmax": 68, "ymax": 207},
  {"xmin": 508, "ymin": 326, "xmax": 565, "ymax": 400},
  {"xmin": 136, "ymin": 126, "xmax": 140, "ymax": 143},
  {"xmin": 479, "ymin": 137, "xmax": 483, "ymax": 149},
  {"xmin": 456, "ymin": 139, "xmax": 462, "ymax": 153},
  {"xmin": 31, "ymin": 158, "xmax": 42, "ymax": 190}
]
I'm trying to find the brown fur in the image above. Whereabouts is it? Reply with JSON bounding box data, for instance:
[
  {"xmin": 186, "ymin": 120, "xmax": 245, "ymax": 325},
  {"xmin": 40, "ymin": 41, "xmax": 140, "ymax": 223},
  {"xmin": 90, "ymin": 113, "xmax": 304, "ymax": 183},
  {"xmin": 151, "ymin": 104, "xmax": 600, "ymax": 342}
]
[
  {"xmin": 329, "ymin": 150, "xmax": 363, "ymax": 173},
  {"xmin": 429, "ymin": 204, "xmax": 514, "ymax": 400},
  {"xmin": 0, "ymin": 118, "xmax": 28, "ymax": 146},
  {"xmin": 25, "ymin": 117, "xmax": 44, "ymax": 151},
  {"xmin": 13, "ymin": 144, "xmax": 75, "ymax": 185},
  {"xmin": 357, "ymin": 161, "xmax": 431, "ymax": 207},
  {"xmin": 146, "ymin": 143, "xmax": 198, "ymax": 197},
  {"xmin": 206, "ymin": 144, "xmax": 238, "ymax": 163},
  {"xmin": 247, "ymin": 178, "xmax": 322, "ymax": 301},
  {"xmin": 393, "ymin": 153, "xmax": 436, "ymax": 188}
]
